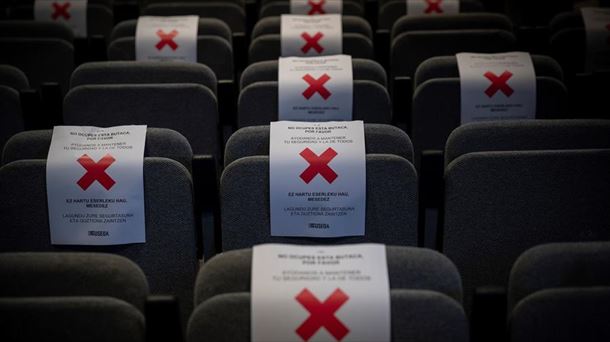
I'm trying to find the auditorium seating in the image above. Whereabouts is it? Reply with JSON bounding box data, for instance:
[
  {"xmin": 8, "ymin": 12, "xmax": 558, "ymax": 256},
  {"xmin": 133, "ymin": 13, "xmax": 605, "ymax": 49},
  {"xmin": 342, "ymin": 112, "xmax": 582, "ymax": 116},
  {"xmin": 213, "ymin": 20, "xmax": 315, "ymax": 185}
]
[
  {"xmin": 259, "ymin": 0, "xmax": 365, "ymax": 18},
  {"xmin": 0, "ymin": 67, "xmax": 25, "ymax": 152},
  {"xmin": 378, "ymin": 0, "xmax": 486, "ymax": 31}
]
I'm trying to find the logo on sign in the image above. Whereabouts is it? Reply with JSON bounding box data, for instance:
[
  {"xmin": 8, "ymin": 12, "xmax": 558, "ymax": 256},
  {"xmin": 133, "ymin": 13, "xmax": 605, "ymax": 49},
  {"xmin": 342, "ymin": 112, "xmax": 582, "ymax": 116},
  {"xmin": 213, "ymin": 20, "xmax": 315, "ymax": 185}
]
[
  {"xmin": 156, "ymin": 29, "xmax": 179, "ymax": 51},
  {"xmin": 299, "ymin": 147, "xmax": 338, "ymax": 184},
  {"xmin": 301, "ymin": 32, "xmax": 324, "ymax": 53},
  {"xmin": 425, "ymin": 0, "xmax": 443, "ymax": 14},
  {"xmin": 308, "ymin": 0, "xmax": 326, "ymax": 15},
  {"xmin": 484, "ymin": 70, "xmax": 514, "ymax": 97},
  {"xmin": 52, "ymin": 2, "xmax": 71, "ymax": 20},
  {"xmin": 295, "ymin": 288, "xmax": 350, "ymax": 341},
  {"xmin": 302, "ymin": 73, "xmax": 331, "ymax": 100},
  {"xmin": 76, "ymin": 154, "xmax": 116, "ymax": 191}
]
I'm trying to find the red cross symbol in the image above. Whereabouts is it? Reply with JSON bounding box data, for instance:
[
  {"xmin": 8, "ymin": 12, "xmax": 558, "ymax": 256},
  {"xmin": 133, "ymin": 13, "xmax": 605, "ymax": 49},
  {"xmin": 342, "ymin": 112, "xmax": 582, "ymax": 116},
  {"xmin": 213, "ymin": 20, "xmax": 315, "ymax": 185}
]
[
  {"xmin": 76, "ymin": 154, "xmax": 116, "ymax": 191},
  {"xmin": 302, "ymin": 73, "xmax": 331, "ymax": 100},
  {"xmin": 301, "ymin": 32, "xmax": 324, "ymax": 54},
  {"xmin": 424, "ymin": 0, "xmax": 443, "ymax": 14},
  {"xmin": 308, "ymin": 0, "xmax": 326, "ymax": 15},
  {"xmin": 51, "ymin": 2, "xmax": 71, "ymax": 20},
  {"xmin": 484, "ymin": 70, "xmax": 514, "ymax": 97},
  {"xmin": 295, "ymin": 288, "xmax": 349, "ymax": 341},
  {"xmin": 299, "ymin": 148, "xmax": 338, "ymax": 184},
  {"xmin": 155, "ymin": 30, "xmax": 179, "ymax": 51}
]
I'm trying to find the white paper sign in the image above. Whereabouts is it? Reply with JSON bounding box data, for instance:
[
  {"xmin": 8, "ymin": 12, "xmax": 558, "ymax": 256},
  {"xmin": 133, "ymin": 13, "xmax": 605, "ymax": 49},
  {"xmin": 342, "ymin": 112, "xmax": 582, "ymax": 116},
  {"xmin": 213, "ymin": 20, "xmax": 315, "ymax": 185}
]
[
  {"xmin": 46, "ymin": 126, "xmax": 147, "ymax": 245},
  {"xmin": 34, "ymin": 0, "xmax": 88, "ymax": 38},
  {"xmin": 269, "ymin": 121, "xmax": 365, "ymax": 238},
  {"xmin": 457, "ymin": 52, "xmax": 537, "ymax": 124},
  {"xmin": 281, "ymin": 15, "xmax": 343, "ymax": 57},
  {"xmin": 406, "ymin": 0, "xmax": 459, "ymax": 15},
  {"xmin": 582, "ymin": 7, "xmax": 610, "ymax": 72},
  {"xmin": 135, "ymin": 16, "xmax": 199, "ymax": 63},
  {"xmin": 252, "ymin": 244, "xmax": 391, "ymax": 342},
  {"xmin": 291, "ymin": 0, "xmax": 343, "ymax": 15},
  {"xmin": 278, "ymin": 55, "xmax": 353, "ymax": 121}
]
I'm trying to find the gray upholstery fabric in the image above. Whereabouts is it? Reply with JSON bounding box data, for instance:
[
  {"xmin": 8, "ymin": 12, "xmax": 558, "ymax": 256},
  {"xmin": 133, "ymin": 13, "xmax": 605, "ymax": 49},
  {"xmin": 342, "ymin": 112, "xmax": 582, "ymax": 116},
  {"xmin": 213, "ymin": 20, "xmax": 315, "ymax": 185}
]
[
  {"xmin": 0, "ymin": 297, "xmax": 145, "ymax": 342},
  {"xmin": 64, "ymin": 84, "xmax": 219, "ymax": 158},
  {"xmin": 0, "ymin": 20, "xmax": 73, "ymax": 42},
  {"xmin": 220, "ymin": 155, "xmax": 418, "ymax": 250},
  {"xmin": 110, "ymin": 18, "xmax": 233, "ymax": 43},
  {"xmin": 87, "ymin": 4, "xmax": 114, "ymax": 40},
  {"xmin": 378, "ymin": 0, "xmax": 485, "ymax": 31},
  {"xmin": 549, "ymin": 11, "xmax": 583, "ymax": 34},
  {"xmin": 510, "ymin": 288, "xmax": 610, "ymax": 342},
  {"xmin": 411, "ymin": 78, "xmax": 569, "ymax": 156},
  {"xmin": 142, "ymin": 3, "xmax": 246, "ymax": 34},
  {"xmin": 2, "ymin": 128, "xmax": 194, "ymax": 172},
  {"xmin": 187, "ymin": 290, "xmax": 468, "ymax": 342},
  {"xmin": 443, "ymin": 149, "xmax": 610, "ymax": 312},
  {"xmin": 0, "ymin": 252, "xmax": 149, "ymax": 311},
  {"xmin": 392, "ymin": 13, "xmax": 512, "ymax": 41},
  {"xmin": 108, "ymin": 36, "xmax": 234, "ymax": 81},
  {"xmin": 0, "ymin": 38, "xmax": 74, "ymax": 93},
  {"xmin": 0, "ymin": 86, "xmax": 23, "ymax": 154},
  {"xmin": 0, "ymin": 64, "xmax": 29, "ymax": 90},
  {"xmin": 70, "ymin": 61, "xmax": 217, "ymax": 96},
  {"xmin": 238, "ymin": 81, "xmax": 392, "ymax": 128},
  {"xmin": 224, "ymin": 124, "xmax": 414, "ymax": 167},
  {"xmin": 259, "ymin": 1, "xmax": 364, "ymax": 18},
  {"xmin": 251, "ymin": 15, "xmax": 372, "ymax": 40},
  {"xmin": 194, "ymin": 246, "xmax": 462, "ymax": 305},
  {"xmin": 141, "ymin": 0, "xmax": 244, "ymax": 6},
  {"xmin": 414, "ymin": 55, "xmax": 564, "ymax": 88},
  {"xmin": 249, "ymin": 33, "xmax": 374, "ymax": 63},
  {"xmin": 508, "ymin": 242, "xmax": 610, "ymax": 313},
  {"xmin": 445, "ymin": 120, "xmax": 610, "ymax": 166},
  {"xmin": 0, "ymin": 158, "xmax": 198, "ymax": 323},
  {"xmin": 239, "ymin": 58, "xmax": 387, "ymax": 90},
  {"xmin": 550, "ymin": 28, "xmax": 586, "ymax": 74},
  {"xmin": 259, "ymin": 0, "xmax": 363, "ymax": 6},
  {"xmin": 391, "ymin": 29, "xmax": 516, "ymax": 78}
]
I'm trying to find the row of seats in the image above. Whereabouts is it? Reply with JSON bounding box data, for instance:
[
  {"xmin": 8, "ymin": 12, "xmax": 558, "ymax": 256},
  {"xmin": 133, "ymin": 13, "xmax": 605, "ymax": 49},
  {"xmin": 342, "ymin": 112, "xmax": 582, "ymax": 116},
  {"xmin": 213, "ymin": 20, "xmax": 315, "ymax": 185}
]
[{"xmin": 2, "ymin": 241, "xmax": 609, "ymax": 341}]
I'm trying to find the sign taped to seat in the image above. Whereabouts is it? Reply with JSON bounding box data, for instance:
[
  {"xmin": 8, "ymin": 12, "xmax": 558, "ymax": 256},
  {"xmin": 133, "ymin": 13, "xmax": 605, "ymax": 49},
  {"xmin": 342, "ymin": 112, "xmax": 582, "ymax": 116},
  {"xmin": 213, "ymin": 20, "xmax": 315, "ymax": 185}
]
[
  {"xmin": 34, "ymin": 0, "xmax": 88, "ymax": 38},
  {"xmin": 136, "ymin": 16, "xmax": 199, "ymax": 63},
  {"xmin": 290, "ymin": 0, "xmax": 343, "ymax": 15},
  {"xmin": 46, "ymin": 125, "xmax": 147, "ymax": 245},
  {"xmin": 278, "ymin": 55, "xmax": 353, "ymax": 121},
  {"xmin": 457, "ymin": 52, "xmax": 536, "ymax": 124},
  {"xmin": 281, "ymin": 14, "xmax": 342, "ymax": 57},
  {"xmin": 252, "ymin": 243, "xmax": 391, "ymax": 341},
  {"xmin": 406, "ymin": 0, "xmax": 459, "ymax": 15},
  {"xmin": 581, "ymin": 7, "xmax": 610, "ymax": 72},
  {"xmin": 270, "ymin": 121, "xmax": 365, "ymax": 238}
]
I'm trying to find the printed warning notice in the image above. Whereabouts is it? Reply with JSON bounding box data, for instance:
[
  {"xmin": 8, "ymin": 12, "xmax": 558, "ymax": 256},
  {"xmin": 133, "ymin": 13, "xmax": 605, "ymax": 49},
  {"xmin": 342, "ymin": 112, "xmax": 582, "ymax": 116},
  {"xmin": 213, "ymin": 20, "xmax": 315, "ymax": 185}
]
[
  {"xmin": 252, "ymin": 243, "xmax": 391, "ymax": 342},
  {"xmin": 281, "ymin": 14, "xmax": 342, "ymax": 57},
  {"xmin": 278, "ymin": 55, "xmax": 353, "ymax": 121},
  {"xmin": 456, "ymin": 52, "xmax": 537, "ymax": 124},
  {"xmin": 135, "ymin": 16, "xmax": 198, "ymax": 63},
  {"xmin": 581, "ymin": 7, "xmax": 610, "ymax": 72},
  {"xmin": 290, "ymin": 0, "xmax": 343, "ymax": 15},
  {"xmin": 406, "ymin": 0, "xmax": 459, "ymax": 15},
  {"xmin": 269, "ymin": 121, "xmax": 365, "ymax": 238},
  {"xmin": 46, "ymin": 126, "xmax": 147, "ymax": 245},
  {"xmin": 34, "ymin": 0, "xmax": 88, "ymax": 38}
]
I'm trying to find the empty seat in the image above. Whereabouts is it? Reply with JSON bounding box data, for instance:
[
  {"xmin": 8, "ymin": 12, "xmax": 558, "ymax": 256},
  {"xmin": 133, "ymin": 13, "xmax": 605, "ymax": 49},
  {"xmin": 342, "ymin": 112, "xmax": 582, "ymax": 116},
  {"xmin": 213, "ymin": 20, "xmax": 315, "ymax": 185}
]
[
  {"xmin": 0, "ymin": 85, "xmax": 23, "ymax": 152},
  {"xmin": 0, "ymin": 297, "xmax": 145, "ymax": 342},
  {"xmin": 506, "ymin": 0, "xmax": 573, "ymax": 27},
  {"xmin": 221, "ymin": 155, "xmax": 418, "ymax": 250},
  {"xmin": 0, "ymin": 64, "xmax": 31, "ymax": 91},
  {"xmin": 0, "ymin": 158, "xmax": 198, "ymax": 322},
  {"xmin": 0, "ymin": 20, "xmax": 74, "ymax": 43},
  {"xmin": 378, "ymin": 0, "xmax": 486, "ymax": 31},
  {"xmin": 251, "ymin": 15, "xmax": 372, "ymax": 40},
  {"xmin": 187, "ymin": 290, "xmax": 468, "ymax": 342},
  {"xmin": 194, "ymin": 246, "xmax": 462, "ymax": 305},
  {"xmin": 259, "ymin": 1, "xmax": 365, "ymax": 18},
  {"xmin": 443, "ymin": 148, "xmax": 610, "ymax": 311},
  {"xmin": 2, "ymin": 128, "xmax": 193, "ymax": 172},
  {"xmin": 392, "ymin": 13, "xmax": 512, "ymax": 38},
  {"xmin": 224, "ymin": 124, "xmax": 414, "ymax": 166},
  {"xmin": 110, "ymin": 17, "xmax": 233, "ymax": 44}
]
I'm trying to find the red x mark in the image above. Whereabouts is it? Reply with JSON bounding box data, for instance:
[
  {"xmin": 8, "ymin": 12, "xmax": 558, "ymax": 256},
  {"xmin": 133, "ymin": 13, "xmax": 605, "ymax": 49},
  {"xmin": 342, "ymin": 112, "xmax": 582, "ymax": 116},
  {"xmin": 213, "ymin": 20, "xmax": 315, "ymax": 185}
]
[
  {"xmin": 76, "ymin": 154, "xmax": 116, "ymax": 191},
  {"xmin": 52, "ymin": 2, "xmax": 71, "ymax": 20},
  {"xmin": 299, "ymin": 148, "xmax": 338, "ymax": 184},
  {"xmin": 295, "ymin": 288, "xmax": 350, "ymax": 341},
  {"xmin": 424, "ymin": 0, "xmax": 443, "ymax": 13},
  {"xmin": 484, "ymin": 70, "xmax": 514, "ymax": 97},
  {"xmin": 302, "ymin": 74, "xmax": 331, "ymax": 100},
  {"xmin": 308, "ymin": 0, "xmax": 326, "ymax": 15},
  {"xmin": 155, "ymin": 30, "xmax": 179, "ymax": 51},
  {"xmin": 301, "ymin": 32, "xmax": 324, "ymax": 54}
]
